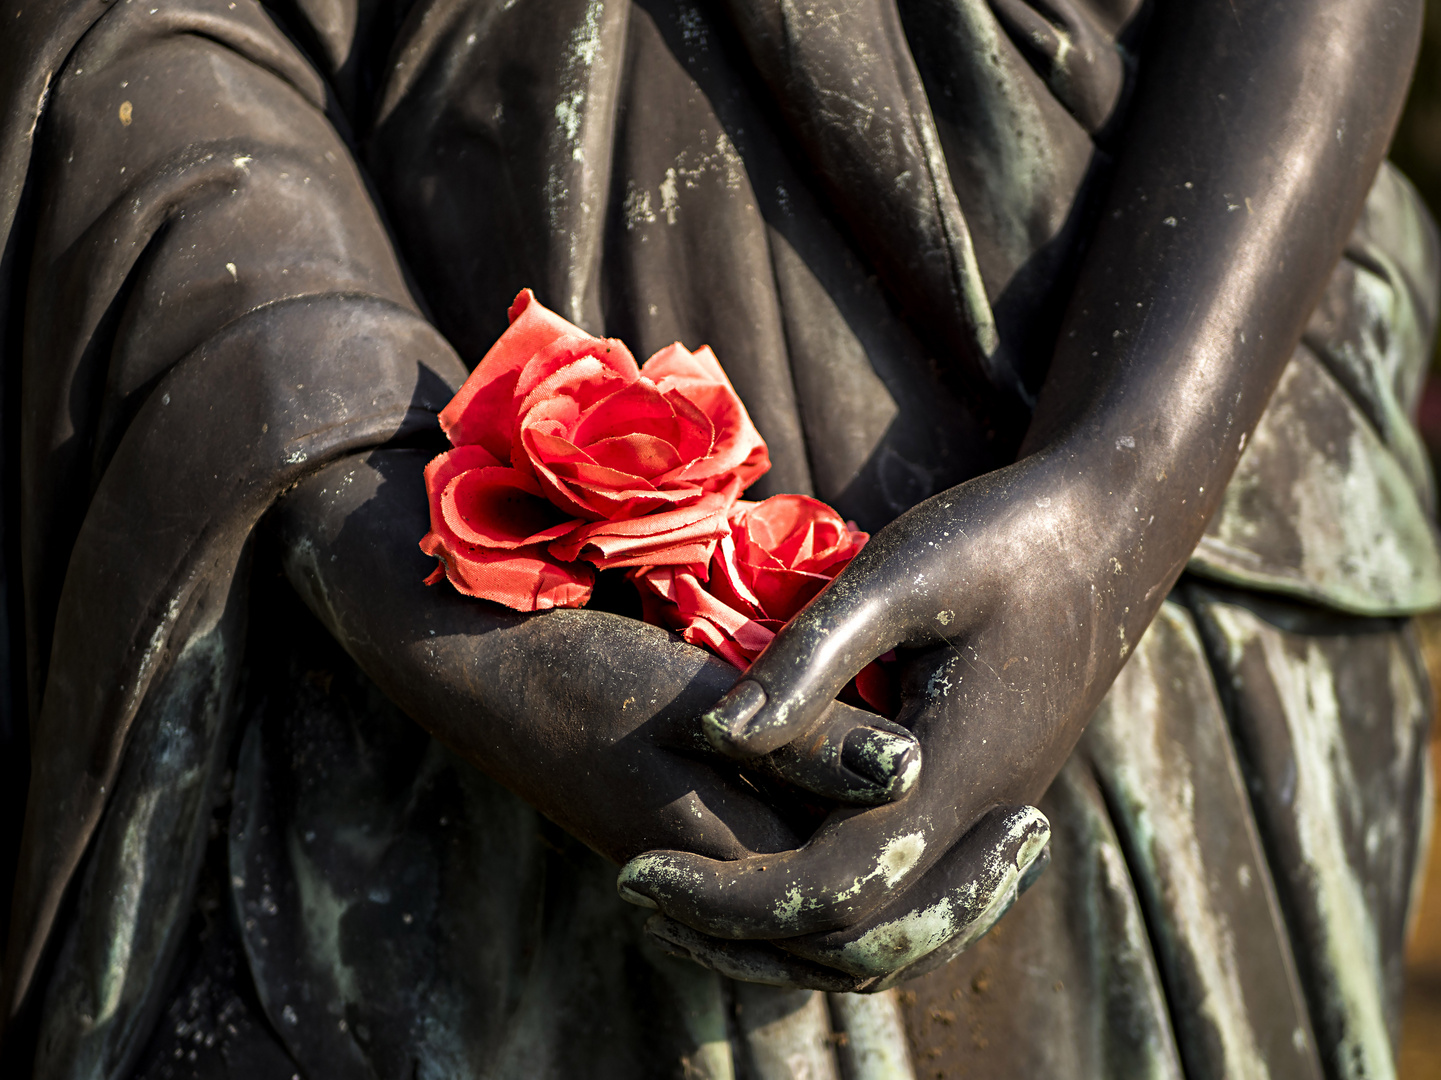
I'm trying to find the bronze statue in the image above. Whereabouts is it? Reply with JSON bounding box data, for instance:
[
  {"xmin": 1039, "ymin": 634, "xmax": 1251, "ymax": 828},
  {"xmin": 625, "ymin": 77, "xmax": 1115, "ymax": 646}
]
[{"xmin": 0, "ymin": 0, "xmax": 1435, "ymax": 1077}]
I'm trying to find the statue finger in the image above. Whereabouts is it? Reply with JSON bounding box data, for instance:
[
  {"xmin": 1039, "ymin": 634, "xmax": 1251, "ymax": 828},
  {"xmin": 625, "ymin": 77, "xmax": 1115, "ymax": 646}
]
[
  {"xmin": 643, "ymin": 915, "xmax": 875, "ymax": 993},
  {"xmin": 625, "ymin": 756, "xmax": 808, "ymax": 862},
  {"xmin": 702, "ymin": 576, "xmax": 897, "ymax": 760},
  {"xmin": 616, "ymin": 803, "xmax": 939, "ymax": 938},
  {"xmin": 748, "ymin": 707, "xmax": 921, "ymax": 806},
  {"xmin": 866, "ymin": 842, "xmax": 1051, "ymax": 991},
  {"xmin": 777, "ymin": 806, "xmax": 1051, "ymax": 981}
]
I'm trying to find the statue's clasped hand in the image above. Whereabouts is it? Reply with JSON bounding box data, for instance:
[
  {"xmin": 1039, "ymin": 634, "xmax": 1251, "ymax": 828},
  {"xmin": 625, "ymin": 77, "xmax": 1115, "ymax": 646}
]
[{"xmin": 615, "ymin": 463, "xmax": 1093, "ymax": 991}]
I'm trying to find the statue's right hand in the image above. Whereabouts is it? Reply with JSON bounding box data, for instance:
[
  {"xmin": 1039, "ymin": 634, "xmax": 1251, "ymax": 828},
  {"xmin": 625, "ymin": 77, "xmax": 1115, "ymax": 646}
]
[{"xmin": 267, "ymin": 448, "xmax": 915, "ymax": 891}]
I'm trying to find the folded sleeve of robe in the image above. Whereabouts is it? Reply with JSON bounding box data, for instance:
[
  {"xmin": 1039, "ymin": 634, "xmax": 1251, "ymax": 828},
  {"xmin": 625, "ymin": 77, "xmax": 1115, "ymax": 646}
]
[{"xmin": 0, "ymin": 0, "xmax": 467, "ymax": 1058}]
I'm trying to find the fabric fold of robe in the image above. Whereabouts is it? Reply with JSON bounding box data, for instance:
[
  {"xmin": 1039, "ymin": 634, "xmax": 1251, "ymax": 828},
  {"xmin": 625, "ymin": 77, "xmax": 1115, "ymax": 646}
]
[
  {"xmin": 0, "ymin": 0, "xmax": 468, "ymax": 1048},
  {"xmin": 0, "ymin": 1, "xmax": 1436, "ymax": 1079}
]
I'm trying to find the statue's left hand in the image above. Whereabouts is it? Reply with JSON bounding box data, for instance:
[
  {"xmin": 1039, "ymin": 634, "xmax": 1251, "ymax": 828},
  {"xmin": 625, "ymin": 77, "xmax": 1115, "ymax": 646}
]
[
  {"xmin": 613, "ymin": 447, "xmax": 1106, "ymax": 986},
  {"xmin": 612, "ymin": 0, "xmax": 1428, "ymax": 986}
]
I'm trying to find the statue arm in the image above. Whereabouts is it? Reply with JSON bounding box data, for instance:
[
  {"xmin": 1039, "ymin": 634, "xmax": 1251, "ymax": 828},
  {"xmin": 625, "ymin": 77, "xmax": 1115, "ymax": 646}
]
[
  {"xmin": 615, "ymin": 0, "xmax": 1425, "ymax": 980},
  {"xmin": 0, "ymin": 0, "xmax": 905, "ymax": 1013},
  {"xmin": 269, "ymin": 447, "xmax": 810, "ymax": 867}
]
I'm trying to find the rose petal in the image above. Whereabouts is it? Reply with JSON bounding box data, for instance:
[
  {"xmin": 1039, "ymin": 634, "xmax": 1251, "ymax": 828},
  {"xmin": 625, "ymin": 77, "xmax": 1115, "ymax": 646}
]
[
  {"xmin": 728, "ymin": 498, "xmax": 796, "ymax": 574},
  {"xmin": 420, "ymin": 443, "xmax": 592, "ymax": 609},
  {"xmin": 518, "ymin": 426, "xmax": 623, "ymax": 518},
  {"xmin": 515, "ymin": 360, "xmax": 650, "ymax": 511},
  {"xmin": 583, "ymin": 433, "xmax": 685, "ymax": 479},
  {"xmin": 745, "ymin": 564, "xmax": 833, "ymax": 621},
  {"xmin": 550, "ymin": 494, "xmax": 733, "ymax": 569},
  {"xmin": 632, "ymin": 565, "xmax": 775, "ymax": 669},
  {"xmin": 549, "ymin": 461, "xmax": 681, "ymax": 507},
  {"xmin": 514, "ymin": 341, "xmax": 638, "ymax": 418},
  {"xmin": 659, "ymin": 389, "xmax": 767, "ymax": 486},
  {"xmin": 661, "ymin": 386, "xmax": 716, "ymax": 463},
  {"xmin": 740, "ymin": 494, "xmax": 812, "ymax": 556},
  {"xmin": 641, "ymin": 340, "xmax": 729, "ymax": 385},
  {"xmin": 439, "ymin": 290, "xmax": 592, "ymax": 460},
  {"xmin": 524, "ymin": 427, "xmax": 598, "ymax": 468},
  {"xmin": 420, "ymin": 530, "xmax": 594, "ymax": 611},
  {"xmin": 424, "ymin": 443, "xmax": 503, "ymax": 488},
  {"xmin": 643, "ymin": 343, "xmax": 769, "ymax": 490},
  {"xmin": 684, "ymin": 625, "xmax": 764, "ymax": 671},
  {"xmin": 713, "ymin": 494, "xmax": 868, "ymax": 622},
  {"xmin": 706, "ymin": 534, "xmax": 769, "ymax": 622},
  {"xmin": 570, "ymin": 377, "xmax": 679, "ymax": 449},
  {"xmin": 423, "ymin": 444, "xmax": 505, "ymax": 535},
  {"xmin": 517, "ymin": 356, "xmax": 633, "ymax": 434},
  {"xmin": 525, "ymin": 435, "xmax": 710, "ymax": 520},
  {"xmin": 634, "ymin": 566, "xmax": 747, "ymax": 636},
  {"xmin": 736, "ymin": 494, "xmax": 862, "ymax": 571},
  {"xmin": 441, "ymin": 466, "xmax": 580, "ymax": 549},
  {"xmin": 521, "ymin": 428, "xmax": 685, "ymax": 518}
]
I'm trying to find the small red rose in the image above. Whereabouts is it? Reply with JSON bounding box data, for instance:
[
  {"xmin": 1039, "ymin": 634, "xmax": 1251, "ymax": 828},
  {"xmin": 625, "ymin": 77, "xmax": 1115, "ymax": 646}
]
[
  {"xmin": 632, "ymin": 493, "xmax": 865, "ymax": 660},
  {"xmin": 633, "ymin": 494, "xmax": 892, "ymax": 711}
]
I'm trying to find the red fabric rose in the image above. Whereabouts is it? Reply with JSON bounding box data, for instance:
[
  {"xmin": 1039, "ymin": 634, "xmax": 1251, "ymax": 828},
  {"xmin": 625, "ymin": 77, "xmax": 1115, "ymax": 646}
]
[
  {"xmin": 419, "ymin": 444, "xmax": 594, "ymax": 611},
  {"xmin": 633, "ymin": 493, "xmax": 868, "ymax": 665},
  {"xmin": 633, "ymin": 494, "xmax": 892, "ymax": 711},
  {"xmin": 436, "ymin": 290, "xmax": 769, "ymax": 571}
]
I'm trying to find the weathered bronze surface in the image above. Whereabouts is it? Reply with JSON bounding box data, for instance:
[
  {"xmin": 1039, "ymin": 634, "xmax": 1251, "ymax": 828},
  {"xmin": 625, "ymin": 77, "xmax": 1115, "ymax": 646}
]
[{"xmin": 0, "ymin": 1, "xmax": 1435, "ymax": 1077}]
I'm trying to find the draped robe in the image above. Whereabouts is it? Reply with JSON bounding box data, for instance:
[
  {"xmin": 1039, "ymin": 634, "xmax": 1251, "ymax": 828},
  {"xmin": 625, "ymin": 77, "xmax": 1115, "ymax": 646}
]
[{"xmin": 0, "ymin": 1, "xmax": 1436, "ymax": 1077}]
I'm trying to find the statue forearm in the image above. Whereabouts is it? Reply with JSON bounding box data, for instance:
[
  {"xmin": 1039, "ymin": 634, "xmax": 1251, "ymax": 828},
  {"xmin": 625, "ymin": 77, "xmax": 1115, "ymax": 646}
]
[
  {"xmin": 661, "ymin": 2, "xmax": 1431, "ymax": 964},
  {"xmin": 1010, "ymin": 0, "xmax": 1425, "ymax": 695},
  {"xmin": 269, "ymin": 448, "xmax": 922, "ymax": 857}
]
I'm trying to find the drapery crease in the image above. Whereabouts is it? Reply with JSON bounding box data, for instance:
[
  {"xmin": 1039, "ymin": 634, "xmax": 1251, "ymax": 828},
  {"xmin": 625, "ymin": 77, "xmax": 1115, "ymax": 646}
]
[
  {"xmin": 0, "ymin": 0, "xmax": 467, "ymax": 1043},
  {"xmin": 0, "ymin": 1, "xmax": 1435, "ymax": 1078}
]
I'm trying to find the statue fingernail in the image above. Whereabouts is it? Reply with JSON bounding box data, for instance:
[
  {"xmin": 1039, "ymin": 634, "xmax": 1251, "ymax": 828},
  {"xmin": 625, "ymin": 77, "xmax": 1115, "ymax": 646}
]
[
  {"xmin": 1018, "ymin": 843, "xmax": 1051, "ymax": 894},
  {"xmin": 841, "ymin": 727, "xmax": 921, "ymax": 796},
  {"xmin": 617, "ymin": 881, "xmax": 659, "ymax": 909},
  {"xmin": 702, "ymin": 680, "xmax": 767, "ymax": 752}
]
